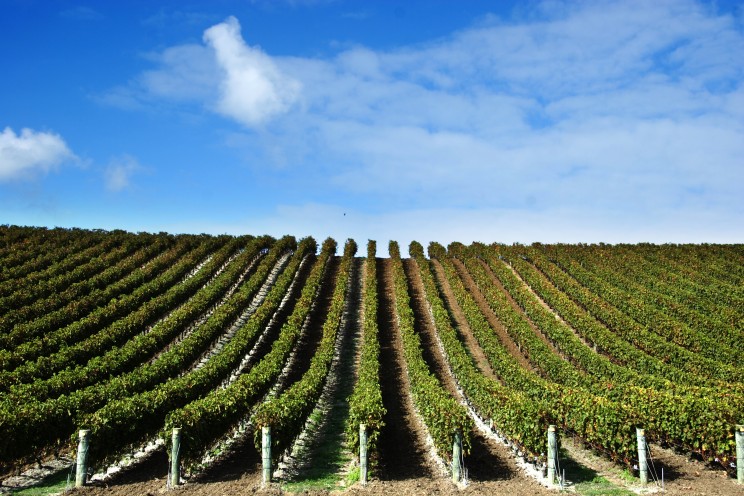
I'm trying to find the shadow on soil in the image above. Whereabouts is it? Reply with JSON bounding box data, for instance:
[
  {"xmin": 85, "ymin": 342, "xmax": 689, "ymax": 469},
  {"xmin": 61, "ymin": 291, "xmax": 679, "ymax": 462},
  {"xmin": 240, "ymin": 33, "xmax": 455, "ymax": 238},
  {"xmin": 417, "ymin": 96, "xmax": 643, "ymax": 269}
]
[
  {"xmin": 559, "ymin": 448, "xmax": 635, "ymax": 496},
  {"xmin": 464, "ymin": 434, "xmax": 516, "ymax": 482},
  {"xmin": 192, "ymin": 436, "xmax": 260, "ymax": 484},
  {"xmin": 376, "ymin": 259, "xmax": 432, "ymax": 482},
  {"xmin": 87, "ymin": 448, "xmax": 168, "ymax": 488}
]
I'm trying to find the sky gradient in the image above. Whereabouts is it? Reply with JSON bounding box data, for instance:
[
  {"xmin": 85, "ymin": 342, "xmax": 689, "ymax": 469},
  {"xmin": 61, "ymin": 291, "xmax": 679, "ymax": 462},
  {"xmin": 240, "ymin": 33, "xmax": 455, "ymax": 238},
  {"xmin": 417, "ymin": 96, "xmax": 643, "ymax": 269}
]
[{"xmin": 2, "ymin": 0, "xmax": 743, "ymax": 254}]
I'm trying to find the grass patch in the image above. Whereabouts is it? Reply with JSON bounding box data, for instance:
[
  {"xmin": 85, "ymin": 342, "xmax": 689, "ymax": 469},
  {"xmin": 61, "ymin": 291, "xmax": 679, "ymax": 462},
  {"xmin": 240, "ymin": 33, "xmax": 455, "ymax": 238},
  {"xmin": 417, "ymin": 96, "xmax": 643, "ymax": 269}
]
[
  {"xmin": 10, "ymin": 469, "xmax": 70, "ymax": 495},
  {"xmin": 574, "ymin": 475, "xmax": 634, "ymax": 496},
  {"xmin": 281, "ymin": 273, "xmax": 362, "ymax": 493},
  {"xmin": 281, "ymin": 404, "xmax": 353, "ymax": 492},
  {"xmin": 618, "ymin": 468, "xmax": 638, "ymax": 484},
  {"xmin": 557, "ymin": 448, "xmax": 634, "ymax": 496},
  {"xmin": 345, "ymin": 466, "xmax": 359, "ymax": 484}
]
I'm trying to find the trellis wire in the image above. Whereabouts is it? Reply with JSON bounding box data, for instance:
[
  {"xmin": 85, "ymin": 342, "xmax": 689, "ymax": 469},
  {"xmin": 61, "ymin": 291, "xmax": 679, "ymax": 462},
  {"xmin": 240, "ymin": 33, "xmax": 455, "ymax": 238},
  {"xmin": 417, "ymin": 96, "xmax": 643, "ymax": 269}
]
[{"xmin": 644, "ymin": 437, "xmax": 664, "ymax": 489}]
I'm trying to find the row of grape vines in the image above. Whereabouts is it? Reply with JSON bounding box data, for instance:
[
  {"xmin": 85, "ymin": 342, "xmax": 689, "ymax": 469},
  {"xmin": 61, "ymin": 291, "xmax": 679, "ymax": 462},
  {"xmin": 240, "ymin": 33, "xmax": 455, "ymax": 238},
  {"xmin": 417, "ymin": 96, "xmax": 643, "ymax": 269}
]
[{"xmin": 0, "ymin": 225, "xmax": 741, "ymax": 487}]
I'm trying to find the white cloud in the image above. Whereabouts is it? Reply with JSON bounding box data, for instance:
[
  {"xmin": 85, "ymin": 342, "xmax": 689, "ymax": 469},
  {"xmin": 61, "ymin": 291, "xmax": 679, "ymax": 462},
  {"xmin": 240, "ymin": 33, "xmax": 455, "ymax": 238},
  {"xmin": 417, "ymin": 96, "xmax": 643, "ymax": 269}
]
[
  {"xmin": 203, "ymin": 16, "xmax": 301, "ymax": 127},
  {"xmin": 140, "ymin": 44, "xmax": 220, "ymax": 102},
  {"xmin": 97, "ymin": 44, "xmax": 219, "ymax": 112},
  {"xmin": 375, "ymin": 0, "xmax": 743, "ymax": 99},
  {"xmin": 266, "ymin": 0, "xmax": 744, "ymax": 219},
  {"xmin": 105, "ymin": 155, "xmax": 144, "ymax": 192},
  {"xmin": 101, "ymin": 17, "xmax": 300, "ymax": 127},
  {"xmin": 0, "ymin": 127, "xmax": 76, "ymax": 182}
]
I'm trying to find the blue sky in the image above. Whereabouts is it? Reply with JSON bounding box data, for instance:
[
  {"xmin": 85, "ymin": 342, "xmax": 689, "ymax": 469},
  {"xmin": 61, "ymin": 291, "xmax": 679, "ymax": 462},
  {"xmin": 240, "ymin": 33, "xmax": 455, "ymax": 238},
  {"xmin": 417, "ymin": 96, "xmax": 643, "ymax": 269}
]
[{"xmin": 1, "ymin": 0, "xmax": 743, "ymax": 252}]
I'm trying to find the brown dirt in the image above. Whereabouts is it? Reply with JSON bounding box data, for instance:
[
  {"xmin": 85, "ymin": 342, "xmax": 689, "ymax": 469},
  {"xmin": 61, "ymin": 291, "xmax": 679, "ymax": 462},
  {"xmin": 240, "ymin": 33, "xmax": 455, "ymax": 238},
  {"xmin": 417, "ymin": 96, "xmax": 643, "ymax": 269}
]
[
  {"xmin": 429, "ymin": 259, "xmax": 497, "ymax": 381},
  {"xmin": 401, "ymin": 258, "xmax": 461, "ymax": 398},
  {"xmin": 181, "ymin": 434, "xmax": 266, "ymax": 495},
  {"xmin": 476, "ymin": 259, "xmax": 570, "ymax": 362},
  {"xmin": 375, "ymin": 257, "xmax": 436, "ymax": 481},
  {"xmin": 74, "ymin": 437, "xmax": 265, "ymax": 495},
  {"xmin": 62, "ymin": 443, "xmax": 744, "ymax": 496},
  {"xmin": 74, "ymin": 477, "xmax": 550, "ymax": 495},
  {"xmin": 502, "ymin": 259, "xmax": 601, "ymax": 356},
  {"xmin": 561, "ymin": 435, "xmax": 741, "ymax": 495},
  {"xmin": 72, "ymin": 448, "xmax": 168, "ymax": 496},
  {"xmin": 449, "ymin": 258, "xmax": 534, "ymax": 372},
  {"xmin": 643, "ymin": 442, "xmax": 739, "ymax": 495},
  {"xmin": 274, "ymin": 256, "xmax": 341, "ymax": 394},
  {"xmin": 402, "ymin": 259, "xmax": 552, "ymax": 493}
]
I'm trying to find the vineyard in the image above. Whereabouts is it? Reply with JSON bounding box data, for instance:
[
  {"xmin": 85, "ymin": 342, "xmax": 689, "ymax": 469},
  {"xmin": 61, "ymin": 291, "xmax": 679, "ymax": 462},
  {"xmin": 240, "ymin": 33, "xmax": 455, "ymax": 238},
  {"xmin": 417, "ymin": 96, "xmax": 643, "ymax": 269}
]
[{"xmin": 0, "ymin": 226, "xmax": 742, "ymax": 495}]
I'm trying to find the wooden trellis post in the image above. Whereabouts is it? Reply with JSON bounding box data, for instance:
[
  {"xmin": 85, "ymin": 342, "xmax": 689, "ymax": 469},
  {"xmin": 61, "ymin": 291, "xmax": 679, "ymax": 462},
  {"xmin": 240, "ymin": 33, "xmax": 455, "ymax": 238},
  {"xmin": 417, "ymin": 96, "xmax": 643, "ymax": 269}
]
[
  {"xmin": 636, "ymin": 428, "xmax": 648, "ymax": 485},
  {"xmin": 359, "ymin": 424, "xmax": 368, "ymax": 485},
  {"xmin": 75, "ymin": 429, "xmax": 90, "ymax": 487},
  {"xmin": 262, "ymin": 426, "xmax": 272, "ymax": 485},
  {"xmin": 170, "ymin": 427, "xmax": 181, "ymax": 487},
  {"xmin": 547, "ymin": 425, "xmax": 557, "ymax": 485},
  {"xmin": 452, "ymin": 431, "xmax": 463, "ymax": 483},
  {"xmin": 736, "ymin": 424, "xmax": 743, "ymax": 484}
]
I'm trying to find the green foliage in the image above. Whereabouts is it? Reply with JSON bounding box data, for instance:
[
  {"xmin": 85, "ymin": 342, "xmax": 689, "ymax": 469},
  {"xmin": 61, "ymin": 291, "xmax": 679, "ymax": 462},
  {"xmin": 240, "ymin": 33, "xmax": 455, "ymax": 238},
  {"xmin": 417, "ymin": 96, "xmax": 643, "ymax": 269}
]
[
  {"xmin": 0, "ymin": 234, "xmax": 185, "ymax": 346},
  {"xmin": 418, "ymin": 242, "xmax": 547, "ymax": 459},
  {"xmin": 1, "ymin": 227, "xmax": 741, "ymax": 474},
  {"xmin": 0, "ymin": 235, "xmax": 226, "ymax": 387},
  {"xmin": 440, "ymin": 244, "xmax": 638, "ymax": 464},
  {"xmin": 0, "ymin": 236, "xmax": 240, "ymax": 463},
  {"xmin": 387, "ymin": 241, "xmax": 472, "ymax": 464},
  {"xmin": 580, "ymin": 245, "xmax": 741, "ymax": 352},
  {"xmin": 346, "ymin": 240, "xmax": 386, "ymax": 464},
  {"xmin": 252, "ymin": 239, "xmax": 356, "ymax": 462},
  {"xmin": 0, "ymin": 232, "xmax": 168, "ymax": 340},
  {"xmin": 0, "ymin": 230, "xmax": 121, "ymax": 311},
  {"xmin": 82, "ymin": 236, "xmax": 312, "ymax": 467},
  {"xmin": 0, "ymin": 226, "xmax": 106, "ymax": 286},
  {"xmin": 460, "ymin": 243, "xmax": 741, "ymax": 466},
  {"xmin": 0, "ymin": 235, "xmax": 291, "ymax": 465},
  {"xmin": 162, "ymin": 237, "xmax": 332, "ymax": 466},
  {"xmin": 542, "ymin": 245, "xmax": 742, "ymax": 372}
]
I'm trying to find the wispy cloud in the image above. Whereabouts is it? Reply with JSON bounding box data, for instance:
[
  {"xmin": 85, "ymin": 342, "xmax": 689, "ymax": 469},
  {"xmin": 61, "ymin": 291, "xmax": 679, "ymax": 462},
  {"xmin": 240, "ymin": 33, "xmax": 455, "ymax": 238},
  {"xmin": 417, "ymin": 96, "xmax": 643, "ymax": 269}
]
[
  {"xmin": 96, "ymin": 43, "xmax": 219, "ymax": 112},
  {"xmin": 248, "ymin": 0, "xmax": 340, "ymax": 6},
  {"xmin": 60, "ymin": 6, "xmax": 104, "ymax": 21},
  {"xmin": 271, "ymin": 0, "xmax": 744, "ymax": 217},
  {"xmin": 0, "ymin": 127, "xmax": 76, "ymax": 182},
  {"xmin": 140, "ymin": 44, "xmax": 220, "ymax": 103},
  {"xmin": 105, "ymin": 154, "xmax": 144, "ymax": 192},
  {"xmin": 102, "ymin": 0, "xmax": 744, "ymax": 240},
  {"xmin": 141, "ymin": 8, "xmax": 219, "ymax": 29},
  {"xmin": 341, "ymin": 10, "xmax": 371, "ymax": 20}
]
